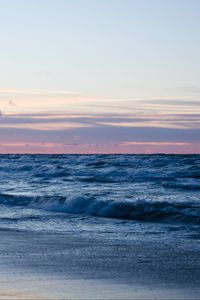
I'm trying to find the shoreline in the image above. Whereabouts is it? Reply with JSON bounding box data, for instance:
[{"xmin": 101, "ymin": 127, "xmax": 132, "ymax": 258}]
[
  {"xmin": 1, "ymin": 276, "xmax": 200, "ymax": 300},
  {"xmin": 0, "ymin": 228, "xmax": 199, "ymax": 299}
]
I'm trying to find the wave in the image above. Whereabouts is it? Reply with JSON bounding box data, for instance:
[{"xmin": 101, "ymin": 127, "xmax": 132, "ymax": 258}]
[
  {"xmin": 162, "ymin": 181, "xmax": 200, "ymax": 191},
  {"xmin": 0, "ymin": 193, "xmax": 200, "ymax": 225}
]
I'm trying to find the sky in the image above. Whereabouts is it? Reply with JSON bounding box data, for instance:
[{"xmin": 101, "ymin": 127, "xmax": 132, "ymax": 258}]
[{"xmin": 0, "ymin": 0, "xmax": 200, "ymax": 153}]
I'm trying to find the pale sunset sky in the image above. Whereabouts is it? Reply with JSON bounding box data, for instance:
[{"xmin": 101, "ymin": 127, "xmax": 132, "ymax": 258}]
[{"xmin": 0, "ymin": 0, "xmax": 200, "ymax": 153}]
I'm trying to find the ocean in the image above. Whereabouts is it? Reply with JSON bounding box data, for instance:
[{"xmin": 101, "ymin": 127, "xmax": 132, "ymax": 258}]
[
  {"xmin": 0, "ymin": 154, "xmax": 200, "ymax": 299},
  {"xmin": 0, "ymin": 154, "xmax": 200, "ymax": 232}
]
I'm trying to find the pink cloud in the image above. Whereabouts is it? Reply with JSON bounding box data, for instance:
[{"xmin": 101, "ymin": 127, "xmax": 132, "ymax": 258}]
[
  {"xmin": 0, "ymin": 141, "xmax": 199, "ymax": 154},
  {"xmin": 0, "ymin": 112, "xmax": 199, "ymax": 154}
]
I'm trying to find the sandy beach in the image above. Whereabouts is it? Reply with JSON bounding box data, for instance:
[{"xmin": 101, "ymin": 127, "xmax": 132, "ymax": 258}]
[{"xmin": 0, "ymin": 228, "xmax": 199, "ymax": 299}]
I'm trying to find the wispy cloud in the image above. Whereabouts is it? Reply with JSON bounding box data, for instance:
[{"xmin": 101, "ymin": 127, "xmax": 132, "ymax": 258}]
[
  {"xmin": 0, "ymin": 113, "xmax": 199, "ymax": 130},
  {"xmin": 1, "ymin": 88, "xmax": 200, "ymax": 115},
  {"xmin": 0, "ymin": 112, "xmax": 199, "ymax": 153},
  {"xmin": 0, "ymin": 89, "xmax": 200, "ymax": 153}
]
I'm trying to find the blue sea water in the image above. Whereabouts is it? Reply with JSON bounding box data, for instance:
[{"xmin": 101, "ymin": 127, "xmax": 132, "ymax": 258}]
[{"xmin": 0, "ymin": 154, "xmax": 200, "ymax": 239}]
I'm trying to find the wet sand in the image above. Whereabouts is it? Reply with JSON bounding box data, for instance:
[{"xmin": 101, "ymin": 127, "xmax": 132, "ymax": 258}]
[{"xmin": 0, "ymin": 229, "xmax": 200, "ymax": 299}]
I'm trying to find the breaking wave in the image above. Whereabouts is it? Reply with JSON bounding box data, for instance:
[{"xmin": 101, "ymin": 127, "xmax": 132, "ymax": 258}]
[
  {"xmin": 0, "ymin": 193, "xmax": 200, "ymax": 224},
  {"xmin": 0, "ymin": 154, "xmax": 200, "ymax": 227}
]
